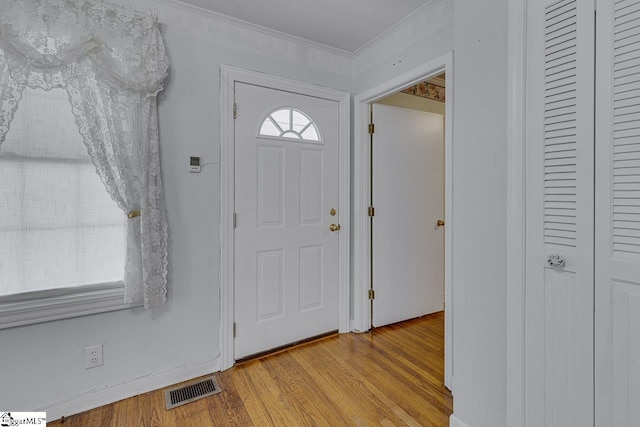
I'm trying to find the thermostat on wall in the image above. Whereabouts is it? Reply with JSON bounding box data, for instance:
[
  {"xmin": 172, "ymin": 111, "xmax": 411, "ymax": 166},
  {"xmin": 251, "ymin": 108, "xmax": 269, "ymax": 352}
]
[{"xmin": 189, "ymin": 156, "xmax": 201, "ymax": 173}]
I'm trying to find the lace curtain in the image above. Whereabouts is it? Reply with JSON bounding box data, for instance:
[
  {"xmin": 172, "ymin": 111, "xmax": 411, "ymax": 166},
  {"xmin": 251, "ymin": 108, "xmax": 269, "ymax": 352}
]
[{"xmin": 0, "ymin": 0, "xmax": 169, "ymax": 307}]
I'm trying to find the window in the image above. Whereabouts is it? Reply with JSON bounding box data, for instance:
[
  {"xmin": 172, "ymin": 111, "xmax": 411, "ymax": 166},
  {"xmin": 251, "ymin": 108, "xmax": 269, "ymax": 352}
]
[
  {"xmin": 0, "ymin": 0, "xmax": 169, "ymax": 328},
  {"xmin": 259, "ymin": 108, "xmax": 321, "ymax": 142},
  {"xmin": 0, "ymin": 88, "xmax": 131, "ymax": 328}
]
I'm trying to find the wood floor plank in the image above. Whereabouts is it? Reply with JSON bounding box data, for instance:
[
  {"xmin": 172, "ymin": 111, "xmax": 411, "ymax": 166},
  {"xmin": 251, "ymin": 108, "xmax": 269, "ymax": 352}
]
[
  {"xmin": 136, "ymin": 391, "xmax": 165, "ymax": 427},
  {"xmin": 47, "ymin": 314, "xmax": 452, "ymax": 427},
  {"xmin": 231, "ymin": 362, "xmax": 281, "ymax": 426},
  {"xmin": 380, "ymin": 418, "xmax": 397, "ymax": 427},
  {"xmin": 329, "ymin": 332, "xmax": 448, "ymax": 426},
  {"xmin": 259, "ymin": 355, "xmax": 335, "ymax": 426},
  {"xmin": 206, "ymin": 371, "xmax": 253, "ymax": 426},
  {"xmin": 359, "ymin": 326, "xmax": 451, "ymax": 407},
  {"xmin": 288, "ymin": 348, "xmax": 385, "ymax": 425},
  {"xmin": 174, "ymin": 409, "xmax": 213, "ymax": 427},
  {"xmin": 275, "ymin": 351, "xmax": 355, "ymax": 426},
  {"xmin": 292, "ymin": 341, "xmax": 410, "ymax": 426}
]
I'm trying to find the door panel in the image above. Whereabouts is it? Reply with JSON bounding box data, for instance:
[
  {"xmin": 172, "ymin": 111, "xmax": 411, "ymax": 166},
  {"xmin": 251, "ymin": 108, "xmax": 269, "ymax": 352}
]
[
  {"xmin": 596, "ymin": 1, "xmax": 640, "ymax": 425},
  {"xmin": 299, "ymin": 149, "xmax": 323, "ymax": 224},
  {"xmin": 299, "ymin": 245, "xmax": 323, "ymax": 310},
  {"xmin": 234, "ymin": 83, "xmax": 340, "ymax": 359},
  {"xmin": 257, "ymin": 145, "xmax": 284, "ymax": 227},
  {"xmin": 371, "ymin": 103, "xmax": 444, "ymax": 327},
  {"xmin": 525, "ymin": 0, "xmax": 594, "ymax": 425}
]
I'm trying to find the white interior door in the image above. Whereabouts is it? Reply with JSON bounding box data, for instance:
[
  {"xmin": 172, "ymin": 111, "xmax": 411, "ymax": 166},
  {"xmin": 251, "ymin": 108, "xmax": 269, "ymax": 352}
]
[
  {"xmin": 234, "ymin": 83, "xmax": 340, "ymax": 359},
  {"xmin": 595, "ymin": 2, "xmax": 640, "ymax": 425},
  {"xmin": 371, "ymin": 103, "xmax": 444, "ymax": 327},
  {"xmin": 525, "ymin": 0, "xmax": 594, "ymax": 425}
]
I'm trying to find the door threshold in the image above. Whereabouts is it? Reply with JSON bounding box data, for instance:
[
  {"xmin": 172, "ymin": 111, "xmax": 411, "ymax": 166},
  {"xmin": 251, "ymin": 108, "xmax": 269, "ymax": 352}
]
[{"xmin": 235, "ymin": 330, "xmax": 339, "ymax": 365}]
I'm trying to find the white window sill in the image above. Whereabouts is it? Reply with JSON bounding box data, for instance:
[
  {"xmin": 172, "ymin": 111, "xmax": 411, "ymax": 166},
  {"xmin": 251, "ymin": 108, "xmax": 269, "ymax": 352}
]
[{"xmin": 0, "ymin": 282, "xmax": 141, "ymax": 330}]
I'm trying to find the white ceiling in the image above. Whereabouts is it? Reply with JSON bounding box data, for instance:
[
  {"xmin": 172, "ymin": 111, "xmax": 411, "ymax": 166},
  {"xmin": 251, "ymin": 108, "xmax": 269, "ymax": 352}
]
[{"xmin": 174, "ymin": 0, "xmax": 435, "ymax": 53}]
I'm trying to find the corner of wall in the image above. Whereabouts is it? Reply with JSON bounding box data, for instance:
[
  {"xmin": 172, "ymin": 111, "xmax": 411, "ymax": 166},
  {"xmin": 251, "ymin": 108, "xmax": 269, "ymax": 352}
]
[{"xmin": 352, "ymin": 0, "xmax": 453, "ymax": 79}]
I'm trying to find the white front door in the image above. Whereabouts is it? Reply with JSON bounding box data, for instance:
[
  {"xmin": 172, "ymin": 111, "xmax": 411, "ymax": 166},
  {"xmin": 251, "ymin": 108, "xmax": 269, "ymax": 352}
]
[
  {"xmin": 234, "ymin": 82, "xmax": 341, "ymax": 359},
  {"xmin": 525, "ymin": 0, "xmax": 595, "ymax": 425},
  {"xmin": 371, "ymin": 103, "xmax": 445, "ymax": 327}
]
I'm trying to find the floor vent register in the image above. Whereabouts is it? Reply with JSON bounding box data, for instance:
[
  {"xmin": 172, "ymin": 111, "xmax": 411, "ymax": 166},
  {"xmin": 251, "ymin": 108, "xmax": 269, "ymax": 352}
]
[{"xmin": 165, "ymin": 376, "xmax": 222, "ymax": 410}]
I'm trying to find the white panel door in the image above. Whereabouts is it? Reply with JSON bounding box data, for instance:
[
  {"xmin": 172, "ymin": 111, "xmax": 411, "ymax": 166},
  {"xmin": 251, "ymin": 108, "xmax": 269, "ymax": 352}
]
[
  {"xmin": 371, "ymin": 104, "xmax": 444, "ymax": 327},
  {"xmin": 525, "ymin": 0, "xmax": 594, "ymax": 425},
  {"xmin": 596, "ymin": 2, "xmax": 640, "ymax": 425},
  {"xmin": 234, "ymin": 83, "xmax": 340, "ymax": 359}
]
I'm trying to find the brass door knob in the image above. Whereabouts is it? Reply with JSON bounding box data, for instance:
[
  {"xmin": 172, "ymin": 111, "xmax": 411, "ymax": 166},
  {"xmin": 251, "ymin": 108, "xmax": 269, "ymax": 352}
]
[
  {"xmin": 329, "ymin": 224, "xmax": 341, "ymax": 232},
  {"xmin": 436, "ymin": 220, "xmax": 445, "ymax": 227}
]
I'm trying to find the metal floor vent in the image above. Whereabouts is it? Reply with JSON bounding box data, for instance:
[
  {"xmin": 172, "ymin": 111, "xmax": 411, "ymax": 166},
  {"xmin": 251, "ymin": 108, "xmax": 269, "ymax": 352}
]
[{"xmin": 165, "ymin": 376, "xmax": 222, "ymax": 410}]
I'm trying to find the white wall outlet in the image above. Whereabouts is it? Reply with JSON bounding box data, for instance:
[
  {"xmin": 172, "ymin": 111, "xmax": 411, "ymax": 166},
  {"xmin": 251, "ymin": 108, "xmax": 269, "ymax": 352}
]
[
  {"xmin": 189, "ymin": 156, "xmax": 201, "ymax": 173},
  {"xmin": 85, "ymin": 344, "xmax": 103, "ymax": 369}
]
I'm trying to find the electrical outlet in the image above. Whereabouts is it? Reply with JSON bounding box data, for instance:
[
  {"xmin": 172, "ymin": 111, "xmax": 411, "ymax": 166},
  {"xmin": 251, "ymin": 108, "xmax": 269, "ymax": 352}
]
[{"xmin": 85, "ymin": 344, "xmax": 103, "ymax": 369}]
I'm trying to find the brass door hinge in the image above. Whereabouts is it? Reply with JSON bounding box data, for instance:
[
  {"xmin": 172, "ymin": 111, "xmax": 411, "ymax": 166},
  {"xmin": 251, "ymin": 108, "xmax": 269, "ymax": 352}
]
[
  {"xmin": 368, "ymin": 289, "xmax": 375, "ymax": 300},
  {"xmin": 368, "ymin": 123, "xmax": 375, "ymax": 134},
  {"xmin": 233, "ymin": 322, "xmax": 237, "ymax": 338},
  {"xmin": 368, "ymin": 206, "xmax": 375, "ymax": 217},
  {"xmin": 233, "ymin": 102, "xmax": 237, "ymax": 119},
  {"xmin": 233, "ymin": 212, "xmax": 237, "ymax": 228}
]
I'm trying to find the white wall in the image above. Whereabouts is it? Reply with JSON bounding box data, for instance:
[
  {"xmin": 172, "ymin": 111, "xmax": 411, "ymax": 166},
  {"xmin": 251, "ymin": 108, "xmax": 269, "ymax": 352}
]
[
  {"xmin": 450, "ymin": 1, "xmax": 509, "ymax": 426},
  {"xmin": 0, "ymin": 1, "xmax": 351, "ymax": 420},
  {"xmin": 352, "ymin": 0, "xmax": 454, "ymax": 94}
]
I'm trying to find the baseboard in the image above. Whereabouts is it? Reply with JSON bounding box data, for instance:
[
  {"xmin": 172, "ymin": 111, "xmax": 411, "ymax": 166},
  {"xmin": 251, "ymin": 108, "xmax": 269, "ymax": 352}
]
[
  {"xmin": 450, "ymin": 413, "xmax": 470, "ymax": 427},
  {"xmin": 350, "ymin": 318, "xmax": 369, "ymax": 333},
  {"xmin": 37, "ymin": 356, "xmax": 220, "ymax": 421}
]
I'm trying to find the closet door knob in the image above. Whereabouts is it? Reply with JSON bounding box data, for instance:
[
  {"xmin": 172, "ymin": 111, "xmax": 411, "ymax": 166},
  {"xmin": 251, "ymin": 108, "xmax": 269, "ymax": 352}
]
[{"xmin": 547, "ymin": 254, "xmax": 565, "ymax": 268}]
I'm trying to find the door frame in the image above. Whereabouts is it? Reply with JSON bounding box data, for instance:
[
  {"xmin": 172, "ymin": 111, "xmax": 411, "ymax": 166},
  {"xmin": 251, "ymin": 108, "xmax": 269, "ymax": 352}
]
[
  {"xmin": 352, "ymin": 52, "xmax": 454, "ymax": 389},
  {"xmin": 506, "ymin": 0, "xmax": 529, "ymax": 425},
  {"xmin": 219, "ymin": 65, "xmax": 351, "ymax": 370}
]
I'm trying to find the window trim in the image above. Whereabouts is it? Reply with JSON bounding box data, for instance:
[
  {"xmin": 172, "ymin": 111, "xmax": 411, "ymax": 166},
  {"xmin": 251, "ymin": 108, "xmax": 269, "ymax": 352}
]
[{"xmin": 0, "ymin": 282, "xmax": 141, "ymax": 329}]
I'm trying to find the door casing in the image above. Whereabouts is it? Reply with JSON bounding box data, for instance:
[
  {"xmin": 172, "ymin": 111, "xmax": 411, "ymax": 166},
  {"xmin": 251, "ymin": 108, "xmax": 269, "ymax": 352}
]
[
  {"xmin": 353, "ymin": 52, "xmax": 454, "ymax": 389},
  {"xmin": 219, "ymin": 66, "xmax": 351, "ymax": 370}
]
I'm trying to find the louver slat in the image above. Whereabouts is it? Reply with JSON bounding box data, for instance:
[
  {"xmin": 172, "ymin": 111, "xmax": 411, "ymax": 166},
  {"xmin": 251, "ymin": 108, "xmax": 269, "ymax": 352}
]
[
  {"xmin": 613, "ymin": 1, "xmax": 640, "ymax": 257},
  {"xmin": 544, "ymin": 0, "xmax": 578, "ymax": 247}
]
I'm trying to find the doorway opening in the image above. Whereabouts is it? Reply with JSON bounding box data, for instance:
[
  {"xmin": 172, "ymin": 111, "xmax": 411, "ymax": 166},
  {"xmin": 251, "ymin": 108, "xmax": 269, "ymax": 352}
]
[
  {"xmin": 353, "ymin": 52, "xmax": 453, "ymax": 389},
  {"xmin": 370, "ymin": 74, "xmax": 446, "ymax": 328}
]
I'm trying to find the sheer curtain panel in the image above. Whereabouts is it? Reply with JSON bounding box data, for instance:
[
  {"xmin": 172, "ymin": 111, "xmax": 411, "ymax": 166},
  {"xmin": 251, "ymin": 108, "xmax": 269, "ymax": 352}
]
[{"xmin": 0, "ymin": 0, "xmax": 169, "ymax": 308}]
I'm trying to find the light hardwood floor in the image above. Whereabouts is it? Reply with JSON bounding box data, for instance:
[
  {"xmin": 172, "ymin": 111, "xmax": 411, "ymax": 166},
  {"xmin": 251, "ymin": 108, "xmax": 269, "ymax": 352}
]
[{"xmin": 49, "ymin": 312, "xmax": 452, "ymax": 426}]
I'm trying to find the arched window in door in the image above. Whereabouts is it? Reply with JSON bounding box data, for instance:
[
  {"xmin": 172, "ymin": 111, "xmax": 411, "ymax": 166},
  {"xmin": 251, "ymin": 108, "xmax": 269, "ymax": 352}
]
[{"xmin": 259, "ymin": 107, "xmax": 321, "ymax": 142}]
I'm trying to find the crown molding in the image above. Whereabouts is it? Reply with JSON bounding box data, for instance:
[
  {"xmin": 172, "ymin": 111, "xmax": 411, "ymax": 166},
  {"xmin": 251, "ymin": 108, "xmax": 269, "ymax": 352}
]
[
  {"xmin": 122, "ymin": 0, "xmax": 451, "ymax": 78},
  {"xmin": 148, "ymin": 0, "xmax": 354, "ymax": 58}
]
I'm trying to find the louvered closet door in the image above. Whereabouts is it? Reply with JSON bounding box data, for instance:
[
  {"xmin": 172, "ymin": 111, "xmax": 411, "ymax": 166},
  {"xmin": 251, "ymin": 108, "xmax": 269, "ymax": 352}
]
[
  {"xmin": 525, "ymin": 0, "xmax": 594, "ymax": 425},
  {"xmin": 595, "ymin": 2, "xmax": 640, "ymax": 425}
]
